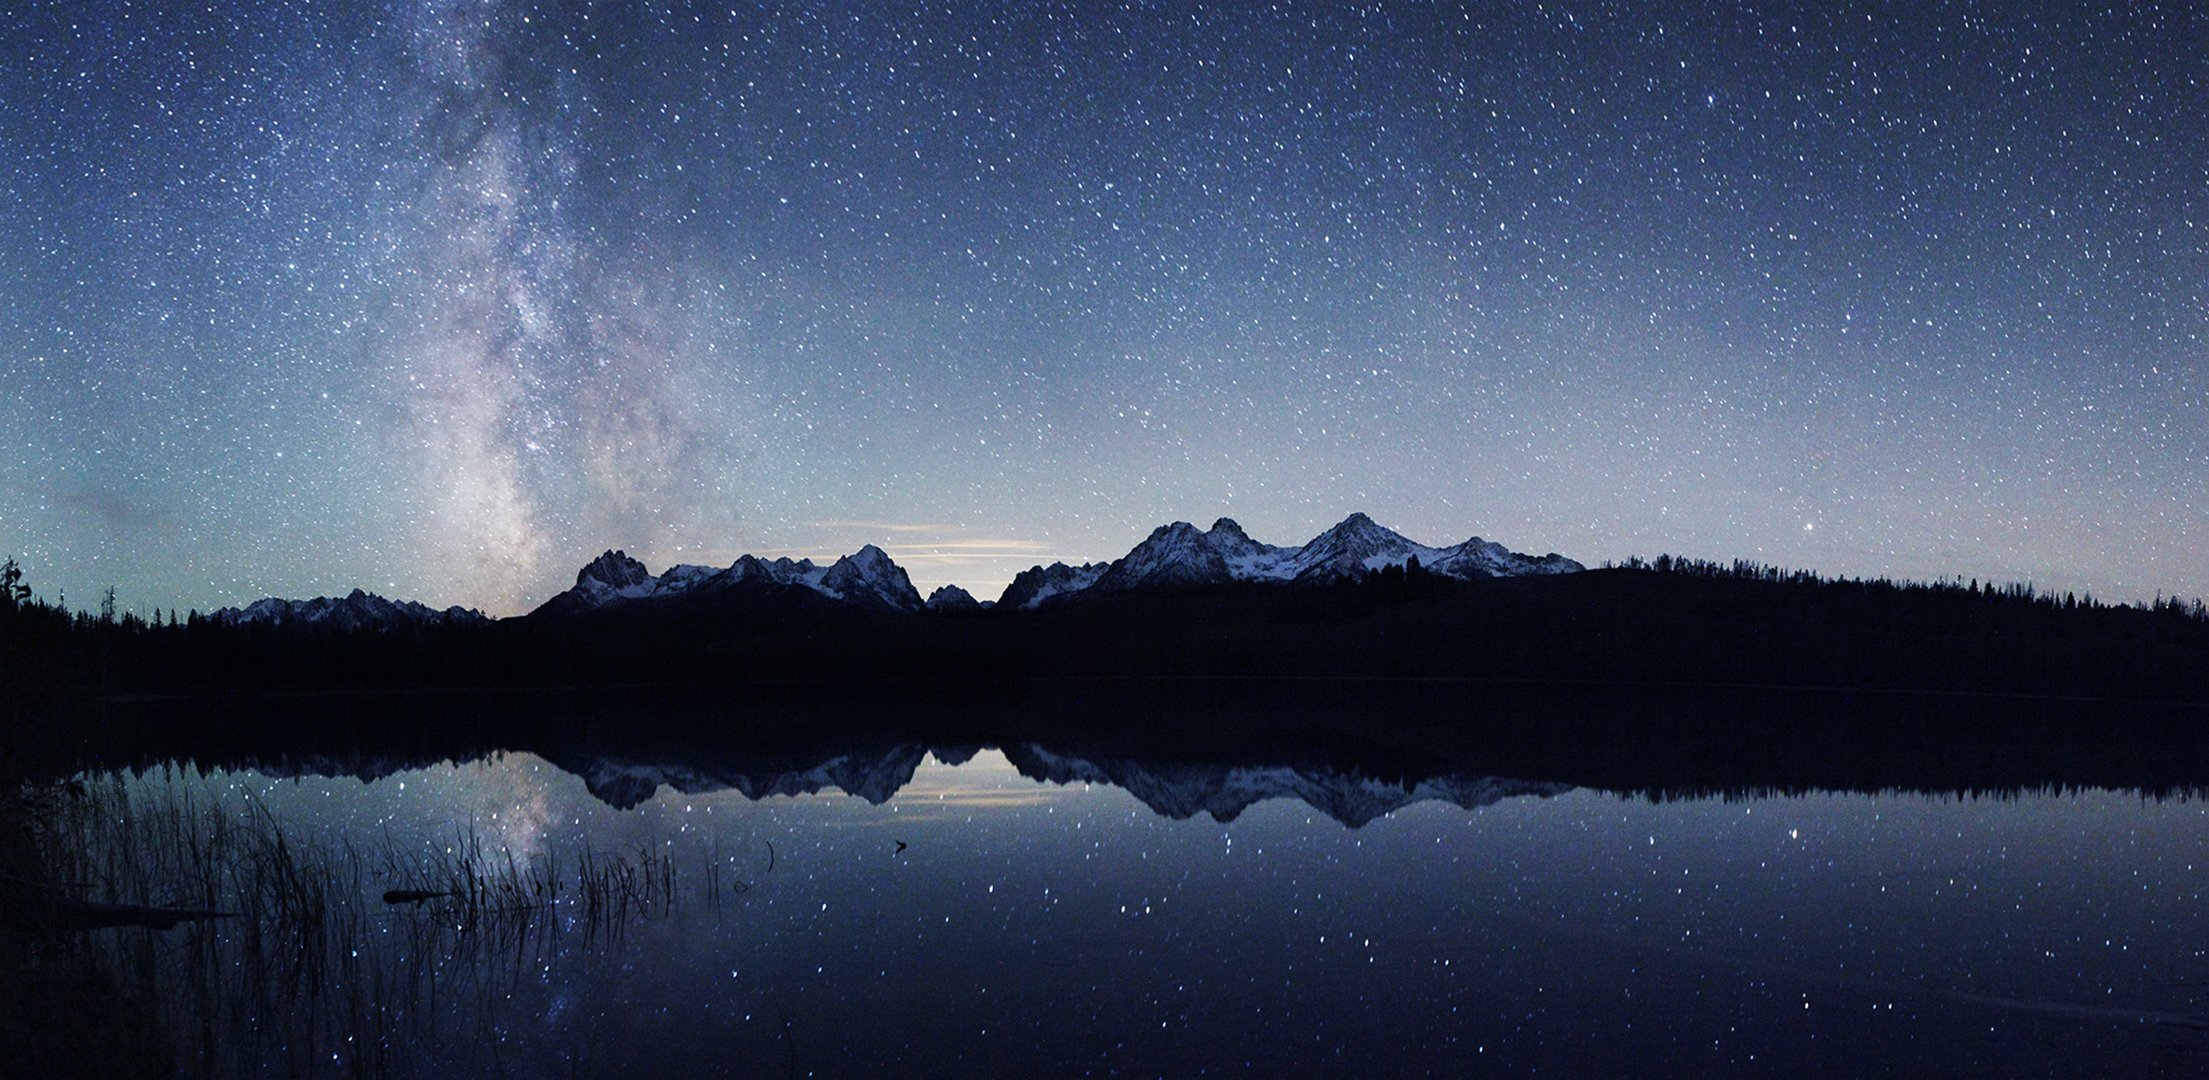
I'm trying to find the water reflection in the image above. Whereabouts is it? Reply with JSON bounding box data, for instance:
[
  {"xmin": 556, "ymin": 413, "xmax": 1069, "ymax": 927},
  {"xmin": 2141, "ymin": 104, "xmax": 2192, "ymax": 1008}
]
[
  {"xmin": 17, "ymin": 742, "xmax": 2209, "ymax": 1077},
  {"xmin": 543, "ymin": 741, "xmax": 1575, "ymax": 825}
]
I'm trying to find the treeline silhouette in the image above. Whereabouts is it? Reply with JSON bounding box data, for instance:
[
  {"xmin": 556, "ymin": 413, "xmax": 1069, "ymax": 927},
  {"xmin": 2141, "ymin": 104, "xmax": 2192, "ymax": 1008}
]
[
  {"xmin": 4, "ymin": 555, "xmax": 2208, "ymax": 712},
  {"xmin": 1612, "ymin": 552, "xmax": 2209, "ymax": 622}
]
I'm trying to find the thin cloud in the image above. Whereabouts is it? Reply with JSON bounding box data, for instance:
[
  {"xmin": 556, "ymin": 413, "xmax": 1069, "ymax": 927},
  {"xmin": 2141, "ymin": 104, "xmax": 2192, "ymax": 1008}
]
[
  {"xmin": 812, "ymin": 520, "xmax": 968, "ymax": 534},
  {"xmin": 887, "ymin": 539, "xmax": 1055, "ymax": 553},
  {"xmin": 886, "ymin": 550, "xmax": 1055, "ymax": 564},
  {"xmin": 706, "ymin": 540, "xmax": 1059, "ymax": 564}
]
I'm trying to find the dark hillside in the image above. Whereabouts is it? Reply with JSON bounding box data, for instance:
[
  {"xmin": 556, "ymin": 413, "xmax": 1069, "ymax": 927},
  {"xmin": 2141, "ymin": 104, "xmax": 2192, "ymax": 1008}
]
[{"xmin": 5, "ymin": 564, "xmax": 2206, "ymax": 706}]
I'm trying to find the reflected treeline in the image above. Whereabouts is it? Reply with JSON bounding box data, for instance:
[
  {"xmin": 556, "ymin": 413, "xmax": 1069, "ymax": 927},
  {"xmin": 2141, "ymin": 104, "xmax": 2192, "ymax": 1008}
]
[{"xmin": 21, "ymin": 683, "xmax": 2209, "ymax": 813}]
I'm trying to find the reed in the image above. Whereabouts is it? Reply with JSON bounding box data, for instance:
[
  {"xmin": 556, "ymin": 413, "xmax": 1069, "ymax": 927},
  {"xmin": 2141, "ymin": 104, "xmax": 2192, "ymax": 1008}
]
[{"xmin": 7, "ymin": 772, "xmax": 763, "ymax": 1077}]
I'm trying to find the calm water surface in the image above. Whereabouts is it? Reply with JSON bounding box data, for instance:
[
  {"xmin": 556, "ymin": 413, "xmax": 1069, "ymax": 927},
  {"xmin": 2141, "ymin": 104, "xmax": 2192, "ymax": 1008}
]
[{"xmin": 90, "ymin": 748, "xmax": 2209, "ymax": 1077}]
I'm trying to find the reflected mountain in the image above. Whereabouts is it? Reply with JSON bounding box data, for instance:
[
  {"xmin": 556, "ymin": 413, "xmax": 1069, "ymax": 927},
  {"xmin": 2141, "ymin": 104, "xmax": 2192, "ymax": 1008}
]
[
  {"xmin": 23, "ymin": 682, "xmax": 2209, "ymax": 814},
  {"xmin": 999, "ymin": 745, "xmax": 1569, "ymax": 826},
  {"xmin": 548, "ymin": 744, "xmax": 935, "ymax": 810},
  {"xmin": 543, "ymin": 742, "xmax": 1572, "ymax": 824},
  {"xmin": 106, "ymin": 739, "xmax": 1564, "ymax": 827}
]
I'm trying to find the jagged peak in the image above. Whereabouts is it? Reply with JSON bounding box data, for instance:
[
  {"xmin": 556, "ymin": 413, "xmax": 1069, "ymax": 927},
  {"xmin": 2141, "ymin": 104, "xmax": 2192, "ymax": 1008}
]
[
  {"xmin": 821, "ymin": 544, "xmax": 923, "ymax": 610},
  {"xmin": 1035, "ymin": 560, "xmax": 1102, "ymax": 574},
  {"xmin": 578, "ymin": 549, "xmax": 652, "ymax": 590},
  {"xmin": 1094, "ymin": 519, "xmax": 1233, "ymax": 592},
  {"xmin": 1316, "ymin": 511, "xmax": 1393, "ymax": 538},
  {"xmin": 925, "ymin": 584, "xmax": 980, "ymax": 611},
  {"xmin": 1307, "ymin": 512, "xmax": 1418, "ymax": 551},
  {"xmin": 838, "ymin": 543, "xmax": 895, "ymax": 567},
  {"xmin": 213, "ymin": 589, "xmax": 483, "ymax": 628},
  {"xmin": 997, "ymin": 559, "xmax": 1110, "ymax": 609},
  {"xmin": 543, "ymin": 516, "xmax": 1577, "ymax": 618}
]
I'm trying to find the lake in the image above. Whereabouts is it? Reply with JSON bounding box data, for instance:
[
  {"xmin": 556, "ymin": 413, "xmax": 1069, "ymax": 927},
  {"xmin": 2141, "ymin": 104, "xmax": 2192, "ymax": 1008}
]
[{"xmin": 33, "ymin": 719, "xmax": 2209, "ymax": 1078}]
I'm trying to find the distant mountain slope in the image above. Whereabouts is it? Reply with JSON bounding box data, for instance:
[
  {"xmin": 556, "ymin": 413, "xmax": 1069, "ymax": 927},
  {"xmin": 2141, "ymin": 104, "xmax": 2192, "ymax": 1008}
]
[
  {"xmin": 924, "ymin": 585, "xmax": 983, "ymax": 611},
  {"xmin": 530, "ymin": 543, "xmax": 924, "ymax": 618},
  {"xmin": 211, "ymin": 515, "xmax": 1575, "ymax": 625},
  {"xmin": 1016, "ymin": 513, "xmax": 1580, "ymax": 606},
  {"xmin": 996, "ymin": 561, "xmax": 1110, "ymax": 610},
  {"xmin": 212, "ymin": 589, "xmax": 486, "ymax": 630}
]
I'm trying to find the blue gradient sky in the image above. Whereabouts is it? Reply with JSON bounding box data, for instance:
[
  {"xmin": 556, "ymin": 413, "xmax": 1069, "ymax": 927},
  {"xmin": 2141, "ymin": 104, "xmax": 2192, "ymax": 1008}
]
[{"xmin": 4, "ymin": 2, "xmax": 2202, "ymax": 615}]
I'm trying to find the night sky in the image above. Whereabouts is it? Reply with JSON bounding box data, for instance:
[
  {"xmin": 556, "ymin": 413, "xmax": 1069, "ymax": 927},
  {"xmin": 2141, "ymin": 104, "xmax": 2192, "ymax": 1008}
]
[{"xmin": 3, "ymin": 1, "xmax": 2202, "ymax": 617}]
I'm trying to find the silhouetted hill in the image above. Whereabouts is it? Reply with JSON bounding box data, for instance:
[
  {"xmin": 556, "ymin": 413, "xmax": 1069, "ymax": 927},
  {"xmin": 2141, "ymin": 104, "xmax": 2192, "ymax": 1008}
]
[{"xmin": 5, "ymin": 563, "xmax": 2207, "ymax": 708}]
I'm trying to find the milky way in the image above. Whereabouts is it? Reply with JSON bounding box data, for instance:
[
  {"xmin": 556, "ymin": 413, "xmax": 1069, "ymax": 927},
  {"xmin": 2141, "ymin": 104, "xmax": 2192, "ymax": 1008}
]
[
  {"xmin": 2, "ymin": 2, "xmax": 2203, "ymax": 615},
  {"xmin": 384, "ymin": 0, "xmax": 755, "ymax": 608}
]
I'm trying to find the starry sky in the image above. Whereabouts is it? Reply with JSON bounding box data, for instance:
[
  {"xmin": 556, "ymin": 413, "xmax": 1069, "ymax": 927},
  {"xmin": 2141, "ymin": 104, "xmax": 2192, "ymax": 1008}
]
[{"xmin": 3, "ymin": 1, "xmax": 2203, "ymax": 616}]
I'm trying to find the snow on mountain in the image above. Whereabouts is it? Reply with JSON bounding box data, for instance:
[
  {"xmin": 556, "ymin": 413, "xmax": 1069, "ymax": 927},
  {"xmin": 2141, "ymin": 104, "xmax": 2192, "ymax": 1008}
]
[
  {"xmin": 1089, "ymin": 521, "xmax": 1237, "ymax": 592},
  {"xmin": 818, "ymin": 544, "xmax": 925, "ymax": 612},
  {"xmin": 1060, "ymin": 512, "xmax": 1581, "ymax": 601},
  {"xmin": 1426, "ymin": 537, "xmax": 1583, "ymax": 579},
  {"xmin": 925, "ymin": 585, "xmax": 982, "ymax": 611},
  {"xmin": 225, "ymin": 514, "xmax": 1575, "ymax": 625},
  {"xmin": 533, "ymin": 543, "xmax": 925, "ymax": 617},
  {"xmin": 213, "ymin": 589, "xmax": 486, "ymax": 630},
  {"xmin": 1204, "ymin": 517, "xmax": 1290, "ymax": 576},
  {"xmin": 561, "ymin": 550, "xmax": 657, "ymax": 607},
  {"xmin": 995, "ymin": 560, "xmax": 1109, "ymax": 610},
  {"xmin": 1278, "ymin": 512, "xmax": 1423, "ymax": 581},
  {"xmin": 718, "ymin": 553, "xmax": 828, "ymax": 592}
]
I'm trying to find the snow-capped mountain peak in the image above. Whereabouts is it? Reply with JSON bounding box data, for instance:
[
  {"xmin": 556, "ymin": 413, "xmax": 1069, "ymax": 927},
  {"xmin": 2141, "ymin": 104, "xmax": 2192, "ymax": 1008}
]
[
  {"xmin": 925, "ymin": 585, "xmax": 982, "ymax": 611},
  {"xmin": 996, "ymin": 560, "xmax": 1110, "ymax": 610},
  {"xmin": 521, "ymin": 514, "xmax": 1577, "ymax": 618},
  {"xmin": 1015, "ymin": 512, "xmax": 1582, "ymax": 604},
  {"xmin": 214, "ymin": 589, "xmax": 486, "ymax": 630},
  {"xmin": 1286, "ymin": 512, "xmax": 1423, "ymax": 580},
  {"xmin": 578, "ymin": 550, "xmax": 652, "ymax": 591},
  {"xmin": 1091, "ymin": 521, "xmax": 1232, "ymax": 593},
  {"xmin": 534, "ymin": 543, "xmax": 923, "ymax": 616},
  {"xmin": 820, "ymin": 544, "xmax": 924, "ymax": 612},
  {"xmin": 1206, "ymin": 517, "xmax": 1264, "ymax": 550}
]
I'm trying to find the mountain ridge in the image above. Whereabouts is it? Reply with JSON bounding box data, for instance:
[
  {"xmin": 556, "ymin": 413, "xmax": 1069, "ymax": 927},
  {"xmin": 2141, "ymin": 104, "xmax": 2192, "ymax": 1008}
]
[
  {"xmin": 1074, "ymin": 513, "xmax": 1580, "ymax": 603},
  {"xmin": 530, "ymin": 541, "xmax": 926, "ymax": 618},
  {"xmin": 520, "ymin": 513, "xmax": 1581, "ymax": 620},
  {"xmin": 212, "ymin": 589, "xmax": 487, "ymax": 630},
  {"xmin": 207, "ymin": 514, "xmax": 1578, "ymax": 623}
]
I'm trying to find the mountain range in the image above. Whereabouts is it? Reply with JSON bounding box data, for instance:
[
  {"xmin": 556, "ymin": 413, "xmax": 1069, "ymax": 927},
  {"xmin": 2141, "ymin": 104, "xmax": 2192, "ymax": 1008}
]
[
  {"xmin": 211, "ymin": 513, "xmax": 1580, "ymax": 625},
  {"xmin": 212, "ymin": 589, "xmax": 487, "ymax": 630},
  {"xmin": 1049, "ymin": 512, "xmax": 1579, "ymax": 605},
  {"xmin": 528, "ymin": 542, "xmax": 925, "ymax": 618}
]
